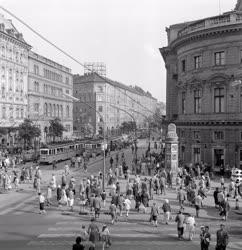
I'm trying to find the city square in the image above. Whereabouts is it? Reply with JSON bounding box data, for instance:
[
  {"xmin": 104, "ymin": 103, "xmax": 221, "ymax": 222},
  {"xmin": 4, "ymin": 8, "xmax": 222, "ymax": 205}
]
[{"xmin": 1, "ymin": 0, "xmax": 242, "ymax": 250}]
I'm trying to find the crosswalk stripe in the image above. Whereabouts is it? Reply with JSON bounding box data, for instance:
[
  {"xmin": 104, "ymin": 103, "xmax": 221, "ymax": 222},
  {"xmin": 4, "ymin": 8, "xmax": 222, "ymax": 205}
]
[{"xmin": 0, "ymin": 195, "xmax": 36, "ymax": 215}]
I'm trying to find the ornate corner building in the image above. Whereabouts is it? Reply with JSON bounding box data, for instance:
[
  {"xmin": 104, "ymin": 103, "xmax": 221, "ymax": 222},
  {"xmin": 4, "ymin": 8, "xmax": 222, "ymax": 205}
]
[
  {"xmin": 0, "ymin": 14, "xmax": 31, "ymax": 145},
  {"xmin": 160, "ymin": 1, "xmax": 242, "ymax": 169}
]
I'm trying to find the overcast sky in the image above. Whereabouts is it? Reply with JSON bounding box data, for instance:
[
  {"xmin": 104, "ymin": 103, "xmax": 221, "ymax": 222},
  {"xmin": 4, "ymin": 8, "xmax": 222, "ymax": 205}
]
[{"xmin": 0, "ymin": 0, "xmax": 238, "ymax": 102}]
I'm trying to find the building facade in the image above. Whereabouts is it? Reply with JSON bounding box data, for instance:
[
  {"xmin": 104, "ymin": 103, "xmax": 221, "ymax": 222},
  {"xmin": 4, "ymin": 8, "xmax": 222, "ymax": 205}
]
[
  {"xmin": 28, "ymin": 52, "xmax": 73, "ymax": 143},
  {"xmin": 0, "ymin": 14, "xmax": 31, "ymax": 146},
  {"xmin": 73, "ymin": 73, "xmax": 157, "ymax": 137},
  {"xmin": 160, "ymin": 1, "xmax": 242, "ymax": 169}
]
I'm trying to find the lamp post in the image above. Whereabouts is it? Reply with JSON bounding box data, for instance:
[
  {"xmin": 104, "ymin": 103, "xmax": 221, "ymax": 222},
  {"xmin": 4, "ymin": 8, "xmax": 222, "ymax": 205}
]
[
  {"xmin": 110, "ymin": 104, "xmax": 137, "ymax": 161},
  {"xmin": 63, "ymin": 93, "xmax": 106, "ymax": 190}
]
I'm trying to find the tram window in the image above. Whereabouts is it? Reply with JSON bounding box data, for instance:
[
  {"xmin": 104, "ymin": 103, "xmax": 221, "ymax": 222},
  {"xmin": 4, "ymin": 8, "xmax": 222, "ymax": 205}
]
[{"xmin": 40, "ymin": 149, "xmax": 48, "ymax": 155}]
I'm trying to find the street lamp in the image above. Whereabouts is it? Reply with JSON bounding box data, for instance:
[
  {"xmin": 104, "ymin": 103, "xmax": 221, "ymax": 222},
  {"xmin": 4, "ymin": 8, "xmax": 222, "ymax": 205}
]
[
  {"xmin": 110, "ymin": 104, "xmax": 138, "ymax": 161},
  {"xmin": 63, "ymin": 93, "xmax": 106, "ymax": 191}
]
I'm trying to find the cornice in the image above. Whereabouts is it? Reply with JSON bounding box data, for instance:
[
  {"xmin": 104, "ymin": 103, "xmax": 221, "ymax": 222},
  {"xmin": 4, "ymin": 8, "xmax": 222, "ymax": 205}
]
[{"xmin": 170, "ymin": 24, "xmax": 242, "ymax": 51}]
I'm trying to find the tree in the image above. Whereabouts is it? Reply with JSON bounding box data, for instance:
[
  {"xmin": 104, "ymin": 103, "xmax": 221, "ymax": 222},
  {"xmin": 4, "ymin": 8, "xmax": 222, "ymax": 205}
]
[
  {"xmin": 48, "ymin": 118, "xmax": 66, "ymax": 142},
  {"xmin": 120, "ymin": 121, "xmax": 136, "ymax": 134},
  {"xmin": 18, "ymin": 119, "xmax": 41, "ymax": 149}
]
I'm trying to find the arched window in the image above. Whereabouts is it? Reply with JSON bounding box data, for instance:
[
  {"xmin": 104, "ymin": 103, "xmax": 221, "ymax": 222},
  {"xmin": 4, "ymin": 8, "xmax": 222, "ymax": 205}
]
[
  {"xmin": 53, "ymin": 104, "xmax": 56, "ymax": 117},
  {"xmin": 49, "ymin": 103, "xmax": 52, "ymax": 117},
  {"xmin": 66, "ymin": 105, "xmax": 69, "ymax": 118},
  {"xmin": 44, "ymin": 103, "xmax": 48, "ymax": 116},
  {"xmin": 34, "ymin": 81, "xmax": 39, "ymax": 92},
  {"xmin": 57, "ymin": 104, "xmax": 59, "ymax": 117},
  {"xmin": 60, "ymin": 105, "xmax": 63, "ymax": 118}
]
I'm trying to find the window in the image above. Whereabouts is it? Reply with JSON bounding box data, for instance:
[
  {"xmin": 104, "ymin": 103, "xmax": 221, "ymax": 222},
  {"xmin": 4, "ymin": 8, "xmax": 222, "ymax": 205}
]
[
  {"xmin": 66, "ymin": 89, "xmax": 69, "ymax": 94},
  {"xmin": 20, "ymin": 108, "xmax": 24, "ymax": 118},
  {"xmin": 44, "ymin": 103, "xmax": 48, "ymax": 116},
  {"xmin": 2, "ymin": 106, "xmax": 6, "ymax": 119},
  {"xmin": 181, "ymin": 130, "xmax": 185, "ymax": 138},
  {"xmin": 65, "ymin": 125, "xmax": 71, "ymax": 132},
  {"xmin": 98, "ymin": 106, "xmax": 103, "ymax": 112},
  {"xmin": 49, "ymin": 104, "xmax": 52, "ymax": 117},
  {"xmin": 214, "ymin": 51, "xmax": 225, "ymax": 66},
  {"xmin": 181, "ymin": 59, "xmax": 186, "ymax": 72},
  {"xmin": 214, "ymin": 131, "xmax": 224, "ymax": 140},
  {"xmin": 66, "ymin": 105, "xmax": 70, "ymax": 118},
  {"xmin": 1, "ymin": 46, "xmax": 5, "ymax": 57},
  {"xmin": 98, "ymin": 86, "xmax": 103, "ymax": 92},
  {"xmin": 194, "ymin": 55, "xmax": 201, "ymax": 69},
  {"xmin": 57, "ymin": 104, "xmax": 60, "ymax": 117},
  {"xmin": 193, "ymin": 131, "xmax": 200, "ymax": 139},
  {"xmin": 34, "ymin": 81, "xmax": 39, "ymax": 92},
  {"xmin": 97, "ymin": 95, "xmax": 103, "ymax": 101},
  {"xmin": 194, "ymin": 89, "xmax": 202, "ymax": 113},
  {"xmin": 193, "ymin": 147, "xmax": 201, "ymax": 163},
  {"xmin": 65, "ymin": 77, "xmax": 69, "ymax": 84},
  {"xmin": 34, "ymin": 65, "xmax": 39, "ymax": 75},
  {"xmin": 1, "ymin": 86, "xmax": 5, "ymax": 98},
  {"xmin": 181, "ymin": 91, "xmax": 186, "ymax": 114},
  {"xmin": 60, "ymin": 105, "xmax": 63, "ymax": 118},
  {"xmin": 34, "ymin": 103, "xmax": 39, "ymax": 113},
  {"xmin": 9, "ymin": 107, "xmax": 13, "ymax": 119},
  {"xmin": 53, "ymin": 104, "xmax": 56, "ymax": 117},
  {"xmin": 240, "ymin": 50, "xmax": 242, "ymax": 64},
  {"xmin": 214, "ymin": 87, "xmax": 225, "ymax": 113},
  {"xmin": 16, "ymin": 107, "xmax": 19, "ymax": 119}
]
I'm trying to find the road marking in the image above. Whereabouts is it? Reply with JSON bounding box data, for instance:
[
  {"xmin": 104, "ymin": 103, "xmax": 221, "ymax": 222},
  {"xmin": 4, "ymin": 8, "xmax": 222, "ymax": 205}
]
[{"xmin": 0, "ymin": 195, "xmax": 36, "ymax": 215}]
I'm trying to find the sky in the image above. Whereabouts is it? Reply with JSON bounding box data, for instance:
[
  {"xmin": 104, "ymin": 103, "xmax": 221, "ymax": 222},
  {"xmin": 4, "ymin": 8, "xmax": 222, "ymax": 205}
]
[{"xmin": 0, "ymin": 0, "xmax": 238, "ymax": 102}]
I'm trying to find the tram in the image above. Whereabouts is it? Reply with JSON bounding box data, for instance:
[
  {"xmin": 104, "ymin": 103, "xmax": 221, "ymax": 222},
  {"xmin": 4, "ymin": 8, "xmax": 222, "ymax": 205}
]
[{"xmin": 39, "ymin": 141, "xmax": 85, "ymax": 164}]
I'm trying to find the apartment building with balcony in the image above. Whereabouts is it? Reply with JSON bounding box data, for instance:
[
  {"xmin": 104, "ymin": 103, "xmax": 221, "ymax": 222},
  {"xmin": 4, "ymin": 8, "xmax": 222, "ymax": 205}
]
[
  {"xmin": 160, "ymin": 0, "xmax": 242, "ymax": 169},
  {"xmin": 0, "ymin": 14, "xmax": 31, "ymax": 146},
  {"xmin": 28, "ymin": 51, "xmax": 73, "ymax": 143},
  {"xmin": 73, "ymin": 73, "xmax": 157, "ymax": 136}
]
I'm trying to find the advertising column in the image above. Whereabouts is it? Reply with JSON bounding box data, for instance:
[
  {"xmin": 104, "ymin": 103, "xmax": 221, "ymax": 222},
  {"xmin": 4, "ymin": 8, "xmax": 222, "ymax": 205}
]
[{"xmin": 165, "ymin": 123, "xmax": 178, "ymax": 176}]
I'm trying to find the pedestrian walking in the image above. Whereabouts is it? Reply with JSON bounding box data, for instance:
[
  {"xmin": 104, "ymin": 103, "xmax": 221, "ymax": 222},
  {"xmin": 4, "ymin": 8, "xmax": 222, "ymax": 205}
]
[
  {"xmin": 124, "ymin": 196, "xmax": 131, "ymax": 217},
  {"xmin": 186, "ymin": 213, "xmax": 196, "ymax": 241},
  {"xmin": 87, "ymin": 218, "xmax": 100, "ymax": 250},
  {"xmin": 216, "ymin": 224, "xmax": 229, "ymax": 250},
  {"xmin": 150, "ymin": 202, "xmax": 159, "ymax": 227},
  {"xmin": 162, "ymin": 199, "xmax": 171, "ymax": 224},
  {"xmin": 94, "ymin": 195, "xmax": 102, "ymax": 219},
  {"xmin": 177, "ymin": 187, "xmax": 186, "ymax": 210},
  {"xmin": 38, "ymin": 192, "xmax": 46, "ymax": 214},
  {"xmin": 200, "ymin": 226, "xmax": 211, "ymax": 250},
  {"xmin": 109, "ymin": 202, "xmax": 117, "ymax": 224},
  {"xmin": 100, "ymin": 224, "xmax": 111, "ymax": 249},
  {"xmin": 46, "ymin": 186, "xmax": 52, "ymax": 206},
  {"xmin": 175, "ymin": 210, "xmax": 185, "ymax": 240},
  {"xmin": 195, "ymin": 193, "xmax": 203, "ymax": 218}
]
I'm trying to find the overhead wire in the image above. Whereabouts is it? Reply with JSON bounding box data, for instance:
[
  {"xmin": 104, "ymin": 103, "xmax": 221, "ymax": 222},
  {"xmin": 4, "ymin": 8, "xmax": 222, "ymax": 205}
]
[{"xmin": 0, "ymin": 5, "xmax": 157, "ymax": 117}]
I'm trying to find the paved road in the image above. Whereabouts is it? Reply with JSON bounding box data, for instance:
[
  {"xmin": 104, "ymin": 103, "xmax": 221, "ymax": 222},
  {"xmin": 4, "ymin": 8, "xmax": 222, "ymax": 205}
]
[{"xmin": 0, "ymin": 140, "xmax": 242, "ymax": 250}]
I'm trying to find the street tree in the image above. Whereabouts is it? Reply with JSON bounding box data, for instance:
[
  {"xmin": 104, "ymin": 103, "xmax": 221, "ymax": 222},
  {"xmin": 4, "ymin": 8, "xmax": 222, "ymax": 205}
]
[
  {"xmin": 48, "ymin": 118, "xmax": 66, "ymax": 142},
  {"xmin": 120, "ymin": 121, "xmax": 136, "ymax": 134},
  {"xmin": 18, "ymin": 119, "xmax": 41, "ymax": 149}
]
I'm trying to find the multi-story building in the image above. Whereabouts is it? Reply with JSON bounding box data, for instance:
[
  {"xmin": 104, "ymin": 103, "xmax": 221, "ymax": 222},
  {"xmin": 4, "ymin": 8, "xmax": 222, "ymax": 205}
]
[
  {"xmin": 160, "ymin": 0, "xmax": 242, "ymax": 169},
  {"xmin": 28, "ymin": 51, "xmax": 73, "ymax": 143},
  {"xmin": 0, "ymin": 14, "xmax": 31, "ymax": 146},
  {"xmin": 73, "ymin": 73, "xmax": 157, "ymax": 136}
]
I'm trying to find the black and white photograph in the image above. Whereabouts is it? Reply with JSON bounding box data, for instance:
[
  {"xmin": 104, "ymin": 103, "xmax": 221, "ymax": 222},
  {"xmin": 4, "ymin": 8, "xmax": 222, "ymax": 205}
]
[{"xmin": 0, "ymin": 0, "xmax": 241, "ymax": 249}]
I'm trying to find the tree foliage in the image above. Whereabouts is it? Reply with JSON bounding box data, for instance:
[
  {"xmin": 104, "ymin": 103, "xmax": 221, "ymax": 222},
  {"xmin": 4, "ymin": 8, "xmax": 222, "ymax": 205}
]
[
  {"xmin": 120, "ymin": 121, "xmax": 136, "ymax": 133},
  {"xmin": 48, "ymin": 118, "xmax": 66, "ymax": 142},
  {"xmin": 149, "ymin": 108, "xmax": 165, "ymax": 130},
  {"xmin": 18, "ymin": 119, "xmax": 41, "ymax": 149}
]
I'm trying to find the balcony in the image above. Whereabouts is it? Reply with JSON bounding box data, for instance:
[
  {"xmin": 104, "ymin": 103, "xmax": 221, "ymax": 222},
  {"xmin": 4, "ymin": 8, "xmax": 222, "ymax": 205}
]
[{"xmin": 177, "ymin": 12, "xmax": 242, "ymax": 38}]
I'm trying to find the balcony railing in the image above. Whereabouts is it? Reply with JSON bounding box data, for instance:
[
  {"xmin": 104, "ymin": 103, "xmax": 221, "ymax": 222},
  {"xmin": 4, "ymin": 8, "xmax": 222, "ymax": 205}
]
[{"xmin": 178, "ymin": 12, "xmax": 241, "ymax": 38}]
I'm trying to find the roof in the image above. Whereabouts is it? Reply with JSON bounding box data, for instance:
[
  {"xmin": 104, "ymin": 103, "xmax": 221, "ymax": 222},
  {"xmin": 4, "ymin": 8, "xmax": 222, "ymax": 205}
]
[
  {"xmin": 0, "ymin": 14, "xmax": 30, "ymax": 47},
  {"xmin": 73, "ymin": 73, "xmax": 157, "ymax": 100}
]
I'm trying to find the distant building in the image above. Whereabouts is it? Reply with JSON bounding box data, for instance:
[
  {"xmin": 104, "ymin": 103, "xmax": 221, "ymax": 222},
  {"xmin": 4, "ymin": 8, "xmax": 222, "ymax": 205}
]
[
  {"xmin": 28, "ymin": 51, "xmax": 73, "ymax": 143},
  {"xmin": 73, "ymin": 73, "xmax": 157, "ymax": 137},
  {"xmin": 160, "ymin": 0, "xmax": 242, "ymax": 169},
  {"xmin": 0, "ymin": 14, "xmax": 31, "ymax": 146}
]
